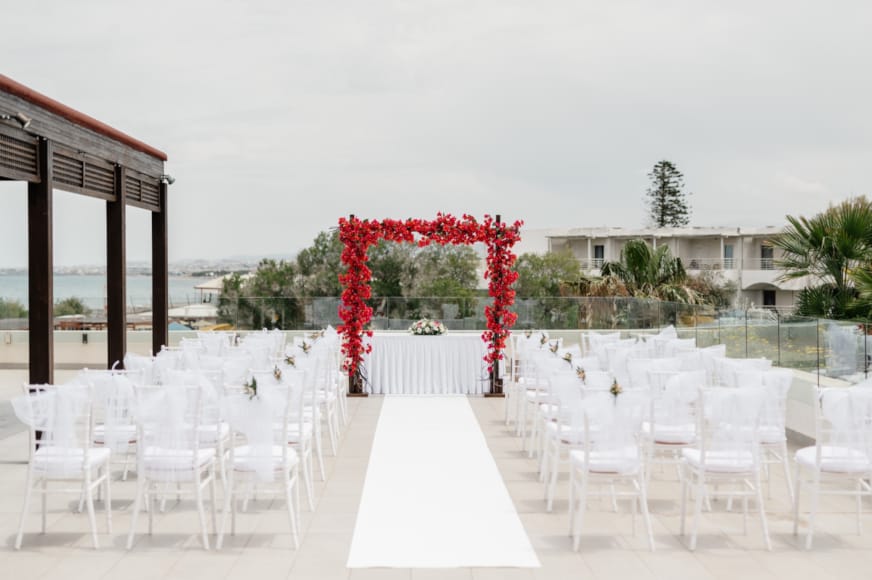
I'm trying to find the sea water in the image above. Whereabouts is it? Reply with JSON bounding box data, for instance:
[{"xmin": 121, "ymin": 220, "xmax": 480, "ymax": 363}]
[{"xmin": 0, "ymin": 274, "xmax": 204, "ymax": 310}]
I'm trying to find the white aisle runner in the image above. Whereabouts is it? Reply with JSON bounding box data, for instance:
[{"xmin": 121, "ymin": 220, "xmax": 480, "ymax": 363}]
[{"xmin": 347, "ymin": 396, "xmax": 540, "ymax": 568}]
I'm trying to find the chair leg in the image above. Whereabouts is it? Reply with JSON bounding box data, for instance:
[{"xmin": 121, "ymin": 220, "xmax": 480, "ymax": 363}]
[
  {"xmin": 690, "ymin": 473, "xmax": 704, "ymax": 551},
  {"xmin": 195, "ymin": 473, "xmax": 210, "ymax": 550},
  {"xmin": 638, "ymin": 479, "xmax": 655, "ymax": 552},
  {"xmin": 679, "ymin": 468, "xmax": 688, "ymax": 537},
  {"xmin": 127, "ymin": 479, "xmax": 144, "ymax": 550},
  {"xmin": 299, "ymin": 445, "xmax": 314, "ymax": 511},
  {"xmin": 104, "ymin": 467, "xmax": 113, "ymax": 534},
  {"xmin": 780, "ymin": 443, "xmax": 794, "ymax": 505},
  {"xmin": 754, "ymin": 471, "xmax": 772, "ymax": 551},
  {"xmin": 313, "ymin": 422, "xmax": 326, "ymax": 481},
  {"xmin": 285, "ymin": 475, "xmax": 299, "ymax": 549},
  {"xmin": 209, "ymin": 468, "xmax": 218, "ymax": 535},
  {"xmin": 792, "ymin": 464, "xmax": 802, "ymax": 537},
  {"xmin": 83, "ymin": 475, "xmax": 100, "ymax": 549},
  {"xmin": 217, "ymin": 467, "xmax": 235, "ymax": 549},
  {"xmin": 15, "ymin": 468, "xmax": 35, "ymax": 550},
  {"xmin": 546, "ymin": 443, "xmax": 560, "ymax": 512},
  {"xmin": 41, "ymin": 476, "xmax": 47, "ymax": 534},
  {"xmin": 572, "ymin": 475, "xmax": 588, "ymax": 551},
  {"xmin": 806, "ymin": 471, "xmax": 821, "ymax": 550}
]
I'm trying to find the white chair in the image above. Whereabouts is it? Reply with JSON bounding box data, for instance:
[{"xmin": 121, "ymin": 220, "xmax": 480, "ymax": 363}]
[
  {"xmin": 126, "ymin": 383, "xmax": 218, "ymax": 550},
  {"xmin": 736, "ymin": 369, "xmax": 794, "ymax": 502},
  {"xmin": 679, "ymin": 387, "xmax": 771, "ymax": 551},
  {"xmin": 644, "ymin": 371, "xmax": 702, "ymax": 484},
  {"xmin": 217, "ymin": 373, "xmax": 302, "ymax": 549},
  {"xmin": 79, "ymin": 369, "xmax": 141, "ymax": 482},
  {"xmin": 569, "ymin": 390, "xmax": 654, "ymax": 552},
  {"xmin": 13, "ymin": 384, "xmax": 112, "ymax": 549},
  {"xmin": 793, "ymin": 388, "xmax": 872, "ymax": 549}
]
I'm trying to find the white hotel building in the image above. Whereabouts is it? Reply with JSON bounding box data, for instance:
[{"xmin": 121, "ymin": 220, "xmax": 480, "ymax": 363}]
[{"xmin": 542, "ymin": 226, "xmax": 807, "ymax": 311}]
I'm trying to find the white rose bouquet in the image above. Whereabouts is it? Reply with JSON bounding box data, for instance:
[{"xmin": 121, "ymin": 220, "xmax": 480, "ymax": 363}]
[{"xmin": 409, "ymin": 318, "xmax": 447, "ymax": 336}]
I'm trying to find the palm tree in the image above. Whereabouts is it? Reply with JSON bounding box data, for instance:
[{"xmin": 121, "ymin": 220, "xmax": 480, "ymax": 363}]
[
  {"xmin": 598, "ymin": 239, "xmax": 699, "ymax": 303},
  {"xmin": 772, "ymin": 196, "xmax": 872, "ymax": 319}
]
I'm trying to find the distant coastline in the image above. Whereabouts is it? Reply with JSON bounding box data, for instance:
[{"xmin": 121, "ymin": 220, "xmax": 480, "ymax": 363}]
[{"xmin": 0, "ymin": 274, "xmax": 209, "ymax": 310}]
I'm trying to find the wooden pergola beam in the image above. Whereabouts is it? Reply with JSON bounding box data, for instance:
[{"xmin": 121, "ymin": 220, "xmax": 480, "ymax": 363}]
[
  {"xmin": 106, "ymin": 165, "xmax": 127, "ymax": 369},
  {"xmin": 152, "ymin": 181, "xmax": 169, "ymax": 355},
  {"xmin": 27, "ymin": 138, "xmax": 53, "ymax": 385}
]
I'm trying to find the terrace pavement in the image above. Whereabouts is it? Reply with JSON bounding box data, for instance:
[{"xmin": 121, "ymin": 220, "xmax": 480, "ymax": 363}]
[{"xmin": 0, "ymin": 370, "xmax": 870, "ymax": 579}]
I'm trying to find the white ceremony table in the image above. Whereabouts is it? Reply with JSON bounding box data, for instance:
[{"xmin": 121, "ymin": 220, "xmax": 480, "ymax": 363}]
[{"xmin": 361, "ymin": 333, "xmax": 490, "ymax": 395}]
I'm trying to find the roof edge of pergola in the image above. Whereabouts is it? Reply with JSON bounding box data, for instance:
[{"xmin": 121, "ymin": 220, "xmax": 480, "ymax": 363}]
[{"xmin": 0, "ymin": 74, "xmax": 167, "ymax": 162}]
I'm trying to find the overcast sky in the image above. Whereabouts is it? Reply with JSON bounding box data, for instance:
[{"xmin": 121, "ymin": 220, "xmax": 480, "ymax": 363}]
[{"xmin": 1, "ymin": 0, "xmax": 870, "ymax": 267}]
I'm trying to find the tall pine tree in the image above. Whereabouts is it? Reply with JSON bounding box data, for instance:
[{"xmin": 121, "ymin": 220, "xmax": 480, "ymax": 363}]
[{"xmin": 646, "ymin": 160, "xmax": 690, "ymax": 227}]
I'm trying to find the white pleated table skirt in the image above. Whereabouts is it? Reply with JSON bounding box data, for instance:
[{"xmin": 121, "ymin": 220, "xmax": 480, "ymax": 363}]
[{"xmin": 360, "ymin": 333, "xmax": 490, "ymax": 394}]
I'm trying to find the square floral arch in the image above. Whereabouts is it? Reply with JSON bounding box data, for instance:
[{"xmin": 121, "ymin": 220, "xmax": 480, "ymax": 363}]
[{"xmin": 337, "ymin": 213, "xmax": 523, "ymax": 395}]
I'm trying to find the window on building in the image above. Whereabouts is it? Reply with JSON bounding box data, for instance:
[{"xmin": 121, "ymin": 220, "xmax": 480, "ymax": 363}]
[
  {"xmin": 593, "ymin": 245, "xmax": 605, "ymax": 268},
  {"xmin": 761, "ymin": 245, "xmax": 774, "ymax": 270},
  {"xmin": 763, "ymin": 289, "xmax": 776, "ymax": 307},
  {"xmin": 723, "ymin": 244, "xmax": 734, "ymax": 269}
]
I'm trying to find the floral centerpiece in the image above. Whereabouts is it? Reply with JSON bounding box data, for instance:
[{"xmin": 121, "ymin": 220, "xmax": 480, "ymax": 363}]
[
  {"xmin": 539, "ymin": 333, "xmax": 548, "ymax": 347},
  {"xmin": 299, "ymin": 340, "xmax": 312, "ymax": 354},
  {"xmin": 273, "ymin": 366, "xmax": 282, "ymax": 381},
  {"xmin": 548, "ymin": 341, "xmax": 559, "ymax": 354},
  {"xmin": 284, "ymin": 354, "xmax": 296, "ymax": 367},
  {"xmin": 575, "ymin": 366, "xmax": 586, "ymax": 382},
  {"xmin": 562, "ymin": 352, "xmax": 572, "ymax": 365},
  {"xmin": 409, "ymin": 318, "xmax": 446, "ymax": 336}
]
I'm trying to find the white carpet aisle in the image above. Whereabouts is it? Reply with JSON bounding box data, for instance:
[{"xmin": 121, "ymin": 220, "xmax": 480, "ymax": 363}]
[{"xmin": 347, "ymin": 396, "xmax": 540, "ymax": 568}]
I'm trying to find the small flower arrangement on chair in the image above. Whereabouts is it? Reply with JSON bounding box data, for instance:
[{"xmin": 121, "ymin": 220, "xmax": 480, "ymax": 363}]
[{"xmin": 244, "ymin": 377, "xmax": 258, "ymax": 400}]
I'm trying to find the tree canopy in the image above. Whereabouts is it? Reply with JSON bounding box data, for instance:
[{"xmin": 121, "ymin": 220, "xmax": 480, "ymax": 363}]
[
  {"xmin": 772, "ymin": 196, "xmax": 872, "ymax": 319},
  {"xmin": 646, "ymin": 160, "xmax": 691, "ymax": 227}
]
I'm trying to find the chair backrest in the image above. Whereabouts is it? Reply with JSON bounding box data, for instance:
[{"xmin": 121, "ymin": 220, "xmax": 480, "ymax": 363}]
[
  {"xmin": 124, "ymin": 353, "xmax": 156, "ymax": 386},
  {"xmin": 583, "ymin": 370, "xmax": 613, "ymax": 391},
  {"xmin": 575, "ymin": 390, "xmax": 647, "ymax": 466},
  {"xmin": 78, "ymin": 369, "xmax": 140, "ymax": 451},
  {"xmin": 814, "ymin": 388, "xmax": 872, "ymax": 469},
  {"xmin": 651, "ymin": 371, "xmax": 703, "ymax": 432},
  {"xmin": 135, "ymin": 383, "xmax": 204, "ymax": 470},
  {"xmin": 13, "ymin": 383, "xmax": 95, "ymax": 472},
  {"xmin": 697, "ymin": 386, "xmax": 765, "ymax": 468}
]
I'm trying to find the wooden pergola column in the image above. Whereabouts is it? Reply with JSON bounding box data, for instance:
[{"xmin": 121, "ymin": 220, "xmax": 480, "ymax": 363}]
[
  {"xmin": 106, "ymin": 165, "xmax": 127, "ymax": 369},
  {"xmin": 27, "ymin": 138, "xmax": 53, "ymax": 385},
  {"xmin": 151, "ymin": 181, "xmax": 169, "ymax": 355}
]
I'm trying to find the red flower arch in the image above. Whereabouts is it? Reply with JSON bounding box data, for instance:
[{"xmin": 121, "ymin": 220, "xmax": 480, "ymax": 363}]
[{"xmin": 337, "ymin": 213, "xmax": 522, "ymax": 395}]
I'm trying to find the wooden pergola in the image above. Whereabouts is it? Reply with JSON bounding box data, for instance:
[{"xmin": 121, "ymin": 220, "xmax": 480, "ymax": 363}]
[{"xmin": 0, "ymin": 75, "xmax": 170, "ymax": 384}]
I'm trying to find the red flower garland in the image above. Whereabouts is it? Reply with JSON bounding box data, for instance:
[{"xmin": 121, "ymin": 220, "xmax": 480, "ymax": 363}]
[{"xmin": 337, "ymin": 214, "xmax": 523, "ymax": 386}]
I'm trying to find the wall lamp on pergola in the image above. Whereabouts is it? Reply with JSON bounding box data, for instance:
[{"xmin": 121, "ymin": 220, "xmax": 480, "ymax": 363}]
[{"xmin": 0, "ymin": 111, "xmax": 32, "ymax": 129}]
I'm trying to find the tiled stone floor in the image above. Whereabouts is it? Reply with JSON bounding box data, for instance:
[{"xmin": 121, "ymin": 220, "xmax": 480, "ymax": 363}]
[{"xmin": 2, "ymin": 374, "xmax": 872, "ymax": 579}]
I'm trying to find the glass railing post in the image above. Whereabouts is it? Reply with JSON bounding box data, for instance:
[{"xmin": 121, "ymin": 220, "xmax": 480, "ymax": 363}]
[{"xmin": 776, "ymin": 310, "xmax": 781, "ymax": 367}]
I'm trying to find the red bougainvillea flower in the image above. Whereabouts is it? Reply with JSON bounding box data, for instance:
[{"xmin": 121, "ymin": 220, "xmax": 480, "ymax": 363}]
[{"xmin": 337, "ymin": 214, "xmax": 523, "ymax": 381}]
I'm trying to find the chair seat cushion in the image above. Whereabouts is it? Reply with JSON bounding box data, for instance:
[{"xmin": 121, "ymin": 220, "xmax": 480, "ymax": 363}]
[
  {"xmin": 231, "ymin": 445, "xmax": 299, "ymax": 471},
  {"xmin": 142, "ymin": 447, "xmax": 215, "ymax": 479},
  {"xmin": 33, "ymin": 446, "xmax": 111, "ymax": 475},
  {"xmin": 93, "ymin": 424, "xmax": 137, "ymax": 445},
  {"xmin": 643, "ymin": 421, "xmax": 696, "ymax": 444},
  {"xmin": 795, "ymin": 446, "xmax": 872, "ymax": 473},
  {"xmin": 570, "ymin": 446, "xmax": 641, "ymax": 475},
  {"xmin": 682, "ymin": 448, "xmax": 755, "ymax": 473}
]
